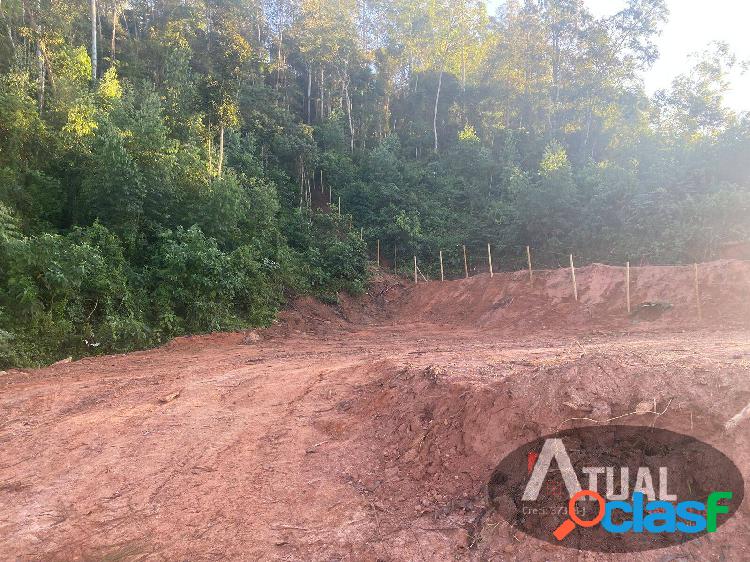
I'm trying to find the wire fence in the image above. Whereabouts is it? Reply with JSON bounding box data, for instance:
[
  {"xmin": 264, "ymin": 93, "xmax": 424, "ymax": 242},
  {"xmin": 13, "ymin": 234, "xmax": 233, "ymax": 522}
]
[
  {"xmin": 368, "ymin": 242, "xmax": 589, "ymax": 282},
  {"xmin": 363, "ymin": 239, "xmax": 715, "ymax": 320},
  {"xmin": 324, "ymin": 187, "xmax": 735, "ymax": 279},
  {"xmin": 364, "ymin": 231, "xmax": 747, "ymax": 277},
  {"xmin": 364, "ymin": 238, "xmax": 740, "ymax": 284}
]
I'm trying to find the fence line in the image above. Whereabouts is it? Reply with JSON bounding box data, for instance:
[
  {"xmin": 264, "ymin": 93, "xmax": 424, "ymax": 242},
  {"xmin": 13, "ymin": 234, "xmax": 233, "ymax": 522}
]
[
  {"xmin": 569, "ymin": 254, "xmax": 578, "ymax": 302},
  {"xmin": 526, "ymin": 246, "xmax": 533, "ymax": 282},
  {"xmin": 694, "ymin": 263, "xmax": 702, "ymax": 320},
  {"xmin": 626, "ymin": 261, "xmax": 631, "ymax": 314},
  {"xmin": 365, "ymin": 242, "xmax": 710, "ymax": 321}
]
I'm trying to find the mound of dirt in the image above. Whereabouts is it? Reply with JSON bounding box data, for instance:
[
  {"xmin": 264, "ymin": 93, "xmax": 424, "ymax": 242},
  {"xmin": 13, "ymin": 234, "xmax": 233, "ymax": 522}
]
[
  {"xmin": 318, "ymin": 334, "xmax": 750, "ymax": 560},
  {"xmin": 151, "ymin": 269, "xmax": 409, "ymax": 350},
  {"xmin": 265, "ymin": 269, "xmax": 409, "ymax": 338}
]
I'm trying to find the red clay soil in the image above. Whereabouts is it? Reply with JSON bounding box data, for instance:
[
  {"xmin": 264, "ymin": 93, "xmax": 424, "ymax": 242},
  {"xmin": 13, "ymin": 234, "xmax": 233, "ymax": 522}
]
[{"xmin": 1, "ymin": 260, "xmax": 750, "ymax": 561}]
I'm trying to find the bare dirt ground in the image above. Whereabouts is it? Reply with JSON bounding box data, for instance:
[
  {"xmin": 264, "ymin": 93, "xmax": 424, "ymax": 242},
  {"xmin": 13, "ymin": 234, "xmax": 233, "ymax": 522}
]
[{"xmin": 2, "ymin": 261, "xmax": 750, "ymax": 561}]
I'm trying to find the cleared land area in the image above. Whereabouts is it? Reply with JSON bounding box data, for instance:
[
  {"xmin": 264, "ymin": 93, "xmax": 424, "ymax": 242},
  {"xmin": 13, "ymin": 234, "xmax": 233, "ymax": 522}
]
[{"xmin": 2, "ymin": 261, "xmax": 750, "ymax": 561}]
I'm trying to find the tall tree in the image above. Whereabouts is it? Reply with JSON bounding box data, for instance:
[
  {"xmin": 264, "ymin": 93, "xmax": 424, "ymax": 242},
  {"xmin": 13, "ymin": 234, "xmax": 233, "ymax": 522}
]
[{"xmin": 90, "ymin": 0, "xmax": 97, "ymax": 80}]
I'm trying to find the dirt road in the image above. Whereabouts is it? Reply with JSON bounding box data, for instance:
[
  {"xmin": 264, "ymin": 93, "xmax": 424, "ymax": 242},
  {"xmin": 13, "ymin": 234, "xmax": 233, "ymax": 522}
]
[{"xmin": 2, "ymin": 263, "xmax": 750, "ymax": 561}]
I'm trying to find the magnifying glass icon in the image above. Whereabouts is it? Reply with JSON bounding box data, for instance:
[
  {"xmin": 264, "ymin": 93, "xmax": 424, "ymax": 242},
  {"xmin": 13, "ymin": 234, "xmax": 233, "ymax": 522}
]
[{"xmin": 553, "ymin": 490, "xmax": 606, "ymax": 541}]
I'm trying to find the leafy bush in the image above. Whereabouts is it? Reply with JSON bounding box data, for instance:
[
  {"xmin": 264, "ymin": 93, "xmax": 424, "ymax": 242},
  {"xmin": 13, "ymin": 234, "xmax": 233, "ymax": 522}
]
[
  {"xmin": 0, "ymin": 223, "xmax": 147, "ymax": 366},
  {"xmin": 148, "ymin": 226, "xmax": 289, "ymax": 339},
  {"xmin": 149, "ymin": 226, "xmax": 244, "ymax": 337},
  {"xmin": 283, "ymin": 209, "xmax": 368, "ymax": 300}
]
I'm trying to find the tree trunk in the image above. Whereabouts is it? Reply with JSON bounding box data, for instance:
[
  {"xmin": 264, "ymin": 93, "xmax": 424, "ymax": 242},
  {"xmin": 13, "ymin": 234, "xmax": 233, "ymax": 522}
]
[
  {"xmin": 306, "ymin": 66, "xmax": 312, "ymax": 123},
  {"xmin": 22, "ymin": 0, "xmax": 54, "ymax": 95},
  {"xmin": 319, "ymin": 66, "xmax": 324, "ymax": 121},
  {"xmin": 110, "ymin": 4, "xmax": 117, "ymax": 63},
  {"xmin": 433, "ymin": 68, "xmax": 443, "ymax": 154},
  {"xmin": 90, "ymin": 0, "xmax": 97, "ymax": 80},
  {"xmin": 4, "ymin": 17, "xmax": 17, "ymax": 64},
  {"xmin": 383, "ymin": 95, "xmax": 390, "ymax": 135},
  {"xmin": 584, "ymin": 103, "xmax": 593, "ymax": 153},
  {"xmin": 36, "ymin": 46, "xmax": 44, "ymax": 110},
  {"xmin": 97, "ymin": 6, "xmax": 103, "ymax": 63},
  {"xmin": 342, "ymin": 80, "xmax": 354, "ymax": 153},
  {"xmin": 550, "ymin": 29, "xmax": 560, "ymax": 134},
  {"xmin": 36, "ymin": 0, "xmax": 44, "ymax": 111},
  {"xmin": 359, "ymin": 0, "xmax": 367, "ymax": 50},
  {"xmin": 207, "ymin": 123, "xmax": 213, "ymax": 173},
  {"xmin": 218, "ymin": 126, "xmax": 225, "ymax": 177},
  {"xmin": 298, "ymin": 158, "xmax": 305, "ymax": 208},
  {"xmin": 275, "ymin": 30, "xmax": 282, "ymax": 90},
  {"xmin": 461, "ymin": 41, "xmax": 467, "ymax": 124}
]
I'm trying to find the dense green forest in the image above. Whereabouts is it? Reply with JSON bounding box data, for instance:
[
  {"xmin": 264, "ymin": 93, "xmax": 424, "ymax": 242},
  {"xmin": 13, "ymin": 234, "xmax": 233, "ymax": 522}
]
[{"xmin": 1, "ymin": 0, "xmax": 748, "ymax": 367}]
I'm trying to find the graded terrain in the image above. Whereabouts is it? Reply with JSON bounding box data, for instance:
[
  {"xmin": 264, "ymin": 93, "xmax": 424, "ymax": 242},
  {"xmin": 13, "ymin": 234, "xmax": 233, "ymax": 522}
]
[{"xmin": 2, "ymin": 261, "xmax": 750, "ymax": 561}]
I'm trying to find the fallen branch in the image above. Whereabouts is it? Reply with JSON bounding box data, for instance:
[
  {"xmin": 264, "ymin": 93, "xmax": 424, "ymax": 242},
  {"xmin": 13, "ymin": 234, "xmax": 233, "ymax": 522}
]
[
  {"xmin": 725, "ymin": 402, "xmax": 750, "ymax": 432},
  {"xmin": 305, "ymin": 440, "xmax": 330, "ymax": 453},
  {"xmin": 376, "ymin": 283, "xmax": 400, "ymax": 297},
  {"xmin": 556, "ymin": 398, "xmax": 673, "ymax": 430},
  {"xmin": 158, "ymin": 389, "xmax": 181, "ymax": 404}
]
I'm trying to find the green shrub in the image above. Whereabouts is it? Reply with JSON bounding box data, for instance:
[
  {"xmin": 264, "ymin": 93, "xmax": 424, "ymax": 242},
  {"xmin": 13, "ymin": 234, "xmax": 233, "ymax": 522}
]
[
  {"xmin": 0, "ymin": 223, "xmax": 148, "ymax": 365},
  {"xmin": 149, "ymin": 226, "xmax": 241, "ymax": 337}
]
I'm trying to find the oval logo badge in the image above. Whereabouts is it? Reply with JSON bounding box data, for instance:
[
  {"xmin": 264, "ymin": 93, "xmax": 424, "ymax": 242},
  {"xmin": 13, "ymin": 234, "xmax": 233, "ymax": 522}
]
[{"xmin": 488, "ymin": 425, "xmax": 744, "ymax": 552}]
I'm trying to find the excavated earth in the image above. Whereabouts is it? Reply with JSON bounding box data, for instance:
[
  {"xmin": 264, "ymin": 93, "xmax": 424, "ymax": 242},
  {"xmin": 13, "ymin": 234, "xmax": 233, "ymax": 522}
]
[{"xmin": 2, "ymin": 260, "xmax": 750, "ymax": 561}]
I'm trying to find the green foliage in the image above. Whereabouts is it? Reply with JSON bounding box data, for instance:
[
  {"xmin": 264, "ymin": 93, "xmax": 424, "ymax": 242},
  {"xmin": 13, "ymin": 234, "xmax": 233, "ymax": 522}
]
[
  {"xmin": 79, "ymin": 119, "xmax": 145, "ymax": 248},
  {"xmin": 0, "ymin": 201, "xmax": 21, "ymax": 242},
  {"xmin": 149, "ymin": 226, "xmax": 249, "ymax": 337},
  {"xmin": 0, "ymin": 224, "xmax": 147, "ymax": 367},
  {"xmin": 283, "ymin": 209, "xmax": 368, "ymax": 299},
  {"xmin": 0, "ymin": 0, "xmax": 748, "ymax": 367},
  {"xmin": 0, "ymin": 72, "xmax": 46, "ymax": 168}
]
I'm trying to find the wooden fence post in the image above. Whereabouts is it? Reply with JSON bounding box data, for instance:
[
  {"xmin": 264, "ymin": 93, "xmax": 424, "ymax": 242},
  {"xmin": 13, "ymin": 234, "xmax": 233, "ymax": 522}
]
[
  {"xmin": 414, "ymin": 256, "xmax": 418, "ymax": 284},
  {"xmin": 360, "ymin": 227, "xmax": 363, "ymax": 241},
  {"xmin": 570, "ymin": 254, "xmax": 578, "ymax": 301},
  {"xmin": 694, "ymin": 263, "xmax": 702, "ymax": 321},
  {"xmin": 463, "ymin": 245, "xmax": 469, "ymax": 278},
  {"xmin": 337, "ymin": 196, "xmax": 341, "ymax": 215},
  {"xmin": 625, "ymin": 261, "xmax": 631, "ymax": 314},
  {"xmin": 439, "ymin": 250, "xmax": 444, "ymax": 281},
  {"xmin": 526, "ymin": 246, "xmax": 533, "ymax": 282},
  {"xmin": 376, "ymin": 240, "xmax": 380, "ymax": 267},
  {"xmin": 394, "ymin": 246, "xmax": 397, "ymax": 274},
  {"xmin": 487, "ymin": 243, "xmax": 493, "ymax": 278}
]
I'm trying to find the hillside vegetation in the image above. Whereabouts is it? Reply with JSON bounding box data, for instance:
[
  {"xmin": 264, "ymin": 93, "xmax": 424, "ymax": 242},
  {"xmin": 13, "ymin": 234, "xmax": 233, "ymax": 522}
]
[{"xmin": 0, "ymin": 0, "xmax": 748, "ymax": 366}]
